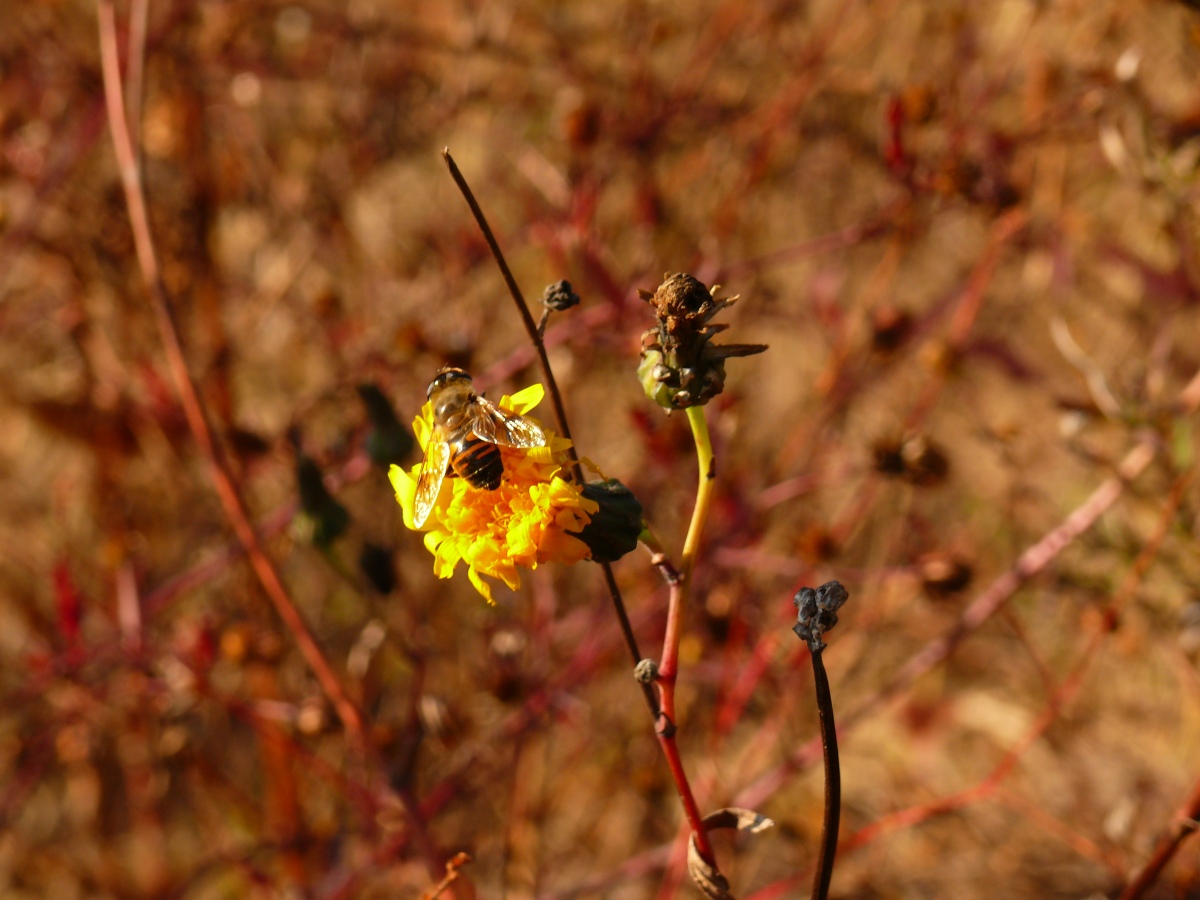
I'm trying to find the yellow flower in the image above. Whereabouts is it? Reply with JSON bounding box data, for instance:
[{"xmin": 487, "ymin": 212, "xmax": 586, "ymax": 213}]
[{"xmin": 389, "ymin": 384, "xmax": 598, "ymax": 603}]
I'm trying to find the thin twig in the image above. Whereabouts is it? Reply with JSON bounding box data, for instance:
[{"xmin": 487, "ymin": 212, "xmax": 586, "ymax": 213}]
[
  {"xmin": 421, "ymin": 853, "xmax": 473, "ymax": 900},
  {"xmin": 97, "ymin": 0, "xmax": 366, "ymax": 752},
  {"xmin": 441, "ymin": 150, "xmax": 581, "ymax": 482},
  {"xmin": 817, "ymin": 467, "xmax": 1190, "ymax": 885},
  {"xmin": 440, "ymin": 149, "xmax": 650, "ymax": 692},
  {"xmin": 125, "ymin": 0, "xmax": 150, "ymax": 168},
  {"xmin": 1119, "ymin": 778, "xmax": 1200, "ymax": 899}
]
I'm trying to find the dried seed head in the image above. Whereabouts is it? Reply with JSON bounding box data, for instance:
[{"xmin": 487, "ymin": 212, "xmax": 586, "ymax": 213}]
[
  {"xmin": 540, "ymin": 279, "xmax": 581, "ymax": 312},
  {"xmin": 792, "ymin": 580, "xmax": 849, "ymax": 652},
  {"xmin": 637, "ymin": 273, "xmax": 767, "ymax": 409}
]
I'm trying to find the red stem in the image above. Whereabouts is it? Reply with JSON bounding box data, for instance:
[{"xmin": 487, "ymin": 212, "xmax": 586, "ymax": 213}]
[
  {"xmin": 1119, "ymin": 776, "xmax": 1200, "ymax": 900},
  {"xmin": 96, "ymin": 0, "xmax": 366, "ymax": 752},
  {"xmin": 654, "ymin": 563, "xmax": 717, "ymax": 866}
]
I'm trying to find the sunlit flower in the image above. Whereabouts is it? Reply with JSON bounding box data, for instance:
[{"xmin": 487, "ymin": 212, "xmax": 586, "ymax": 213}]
[{"xmin": 389, "ymin": 384, "xmax": 598, "ymax": 603}]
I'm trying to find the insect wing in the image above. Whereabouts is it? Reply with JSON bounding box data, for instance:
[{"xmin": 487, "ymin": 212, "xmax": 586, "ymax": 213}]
[
  {"xmin": 413, "ymin": 436, "xmax": 452, "ymax": 528},
  {"xmin": 472, "ymin": 399, "xmax": 545, "ymax": 448}
]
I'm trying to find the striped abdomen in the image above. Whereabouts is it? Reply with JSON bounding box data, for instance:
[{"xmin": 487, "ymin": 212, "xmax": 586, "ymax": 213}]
[{"xmin": 448, "ymin": 435, "xmax": 503, "ymax": 490}]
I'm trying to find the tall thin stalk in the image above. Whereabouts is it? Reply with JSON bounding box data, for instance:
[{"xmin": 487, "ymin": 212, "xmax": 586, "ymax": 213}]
[
  {"xmin": 97, "ymin": 0, "xmax": 366, "ymax": 753},
  {"xmin": 793, "ymin": 581, "xmax": 849, "ymax": 900}
]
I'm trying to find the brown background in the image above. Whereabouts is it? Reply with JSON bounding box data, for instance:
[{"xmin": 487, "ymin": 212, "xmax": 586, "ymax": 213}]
[{"xmin": 3, "ymin": 1, "xmax": 1200, "ymax": 897}]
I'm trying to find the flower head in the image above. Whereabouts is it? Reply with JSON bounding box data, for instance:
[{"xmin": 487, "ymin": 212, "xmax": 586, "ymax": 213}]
[
  {"xmin": 389, "ymin": 384, "xmax": 598, "ymax": 603},
  {"xmin": 637, "ymin": 273, "xmax": 768, "ymax": 409}
]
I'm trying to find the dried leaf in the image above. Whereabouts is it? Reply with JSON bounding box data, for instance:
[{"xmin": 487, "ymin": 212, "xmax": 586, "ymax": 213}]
[{"xmin": 686, "ymin": 807, "xmax": 776, "ymax": 899}]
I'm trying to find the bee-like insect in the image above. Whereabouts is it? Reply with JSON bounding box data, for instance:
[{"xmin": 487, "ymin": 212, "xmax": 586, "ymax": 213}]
[{"xmin": 412, "ymin": 367, "xmax": 547, "ymax": 528}]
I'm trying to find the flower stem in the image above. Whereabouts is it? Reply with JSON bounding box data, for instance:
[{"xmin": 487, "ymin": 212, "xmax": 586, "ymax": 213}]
[
  {"xmin": 682, "ymin": 405, "xmax": 715, "ymax": 582},
  {"xmin": 810, "ymin": 646, "xmax": 841, "ymax": 900},
  {"xmin": 660, "ymin": 405, "xmax": 715, "ymax": 680},
  {"xmin": 440, "ymin": 150, "xmax": 581, "ymax": 483},
  {"xmin": 441, "ymin": 151, "xmax": 720, "ymax": 874},
  {"xmin": 653, "ymin": 404, "xmax": 719, "ymax": 867}
]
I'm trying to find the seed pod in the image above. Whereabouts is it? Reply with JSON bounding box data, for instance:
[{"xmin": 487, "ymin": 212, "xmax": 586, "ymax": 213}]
[{"xmin": 637, "ymin": 273, "xmax": 766, "ymax": 409}]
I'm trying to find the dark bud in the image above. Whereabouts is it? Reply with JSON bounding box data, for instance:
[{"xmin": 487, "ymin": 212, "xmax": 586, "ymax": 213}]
[
  {"xmin": 541, "ymin": 279, "xmax": 581, "ymax": 312},
  {"xmin": 359, "ymin": 542, "xmax": 396, "ymax": 595},
  {"xmin": 634, "ymin": 658, "xmax": 659, "ymax": 684},
  {"xmin": 296, "ymin": 453, "xmax": 350, "ymax": 547},
  {"xmin": 576, "ymin": 479, "xmax": 643, "ymax": 563},
  {"xmin": 227, "ymin": 426, "xmax": 272, "ymax": 460},
  {"xmin": 792, "ymin": 580, "xmax": 849, "ymax": 652},
  {"xmin": 357, "ymin": 383, "xmax": 414, "ymax": 468}
]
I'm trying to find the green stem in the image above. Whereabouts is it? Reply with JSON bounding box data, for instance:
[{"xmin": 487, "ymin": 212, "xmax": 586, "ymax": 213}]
[
  {"xmin": 661, "ymin": 406, "xmax": 715, "ymax": 679},
  {"xmin": 682, "ymin": 405, "xmax": 715, "ymax": 583}
]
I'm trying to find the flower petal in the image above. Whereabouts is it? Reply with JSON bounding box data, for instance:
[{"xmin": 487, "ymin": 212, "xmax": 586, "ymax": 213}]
[
  {"xmin": 467, "ymin": 566, "xmax": 496, "ymax": 604},
  {"xmin": 504, "ymin": 383, "xmax": 545, "ymax": 415},
  {"xmin": 389, "ymin": 464, "xmax": 421, "ymax": 530}
]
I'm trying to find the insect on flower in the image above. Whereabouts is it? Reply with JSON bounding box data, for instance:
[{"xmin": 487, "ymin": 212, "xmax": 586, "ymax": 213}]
[{"xmin": 412, "ymin": 367, "xmax": 547, "ymax": 528}]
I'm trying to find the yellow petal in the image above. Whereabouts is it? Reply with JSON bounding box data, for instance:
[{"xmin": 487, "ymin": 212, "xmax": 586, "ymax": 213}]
[
  {"xmin": 537, "ymin": 528, "xmax": 591, "ymax": 565},
  {"xmin": 432, "ymin": 537, "xmax": 462, "ymax": 578},
  {"xmin": 412, "ymin": 403, "xmax": 434, "ymax": 450},
  {"xmin": 467, "ymin": 566, "xmax": 496, "ymax": 604},
  {"xmin": 504, "ymin": 383, "xmax": 545, "ymax": 415},
  {"xmin": 389, "ymin": 464, "xmax": 421, "ymax": 530}
]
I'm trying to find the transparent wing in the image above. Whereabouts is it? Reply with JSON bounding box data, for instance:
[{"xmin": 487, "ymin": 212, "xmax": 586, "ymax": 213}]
[
  {"xmin": 413, "ymin": 436, "xmax": 452, "ymax": 528},
  {"xmin": 471, "ymin": 399, "xmax": 545, "ymax": 448}
]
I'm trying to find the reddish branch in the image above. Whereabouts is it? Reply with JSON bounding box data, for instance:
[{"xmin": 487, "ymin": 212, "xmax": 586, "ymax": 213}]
[
  {"xmin": 1119, "ymin": 776, "xmax": 1200, "ymax": 899},
  {"xmin": 96, "ymin": 0, "xmax": 366, "ymax": 752}
]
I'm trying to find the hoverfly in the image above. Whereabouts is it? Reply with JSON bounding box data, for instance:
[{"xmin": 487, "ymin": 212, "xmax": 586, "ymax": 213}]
[{"xmin": 412, "ymin": 367, "xmax": 546, "ymax": 527}]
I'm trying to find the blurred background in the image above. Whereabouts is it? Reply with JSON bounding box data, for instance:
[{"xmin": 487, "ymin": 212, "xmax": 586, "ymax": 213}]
[{"xmin": 3, "ymin": 0, "xmax": 1200, "ymax": 897}]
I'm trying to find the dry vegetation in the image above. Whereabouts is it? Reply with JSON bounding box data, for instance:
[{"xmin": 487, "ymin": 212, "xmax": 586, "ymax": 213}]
[{"xmin": 4, "ymin": 0, "xmax": 1200, "ymax": 897}]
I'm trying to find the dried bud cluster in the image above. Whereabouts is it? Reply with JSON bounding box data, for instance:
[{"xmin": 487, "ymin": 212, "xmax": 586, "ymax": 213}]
[
  {"xmin": 637, "ymin": 273, "xmax": 767, "ymax": 409},
  {"xmin": 541, "ymin": 279, "xmax": 581, "ymax": 312},
  {"xmin": 792, "ymin": 580, "xmax": 848, "ymax": 652}
]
